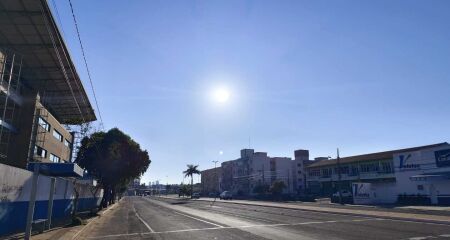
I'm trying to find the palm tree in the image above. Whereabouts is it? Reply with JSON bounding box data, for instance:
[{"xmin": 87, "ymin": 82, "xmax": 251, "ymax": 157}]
[{"xmin": 183, "ymin": 164, "xmax": 200, "ymax": 198}]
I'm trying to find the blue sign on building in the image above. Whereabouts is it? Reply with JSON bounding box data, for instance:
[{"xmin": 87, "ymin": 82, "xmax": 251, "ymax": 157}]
[{"xmin": 435, "ymin": 149, "xmax": 450, "ymax": 167}]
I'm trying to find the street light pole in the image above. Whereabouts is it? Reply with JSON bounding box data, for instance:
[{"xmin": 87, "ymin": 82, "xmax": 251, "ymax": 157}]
[
  {"xmin": 337, "ymin": 148, "xmax": 343, "ymax": 205},
  {"xmin": 212, "ymin": 160, "xmax": 219, "ymax": 200}
]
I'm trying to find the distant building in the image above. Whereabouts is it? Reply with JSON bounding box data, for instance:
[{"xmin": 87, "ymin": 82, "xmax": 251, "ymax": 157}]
[
  {"xmin": 201, "ymin": 167, "xmax": 222, "ymax": 195},
  {"xmin": 203, "ymin": 148, "xmax": 311, "ymax": 196}
]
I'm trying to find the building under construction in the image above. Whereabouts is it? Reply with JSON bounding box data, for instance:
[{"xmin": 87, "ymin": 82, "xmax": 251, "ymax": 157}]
[{"xmin": 0, "ymin": 0, "xmax": 96, "ymax": 169}]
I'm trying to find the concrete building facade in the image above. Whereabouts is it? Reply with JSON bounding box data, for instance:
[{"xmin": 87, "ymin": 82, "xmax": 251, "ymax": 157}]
[
  {"xmin": 0, "ymin": 0, "xmax": 96, "ymax": 169},
  {"xmin": 203, "ymin": 148, "xmax": 310, "ymax": 196},
  {"xmin": 201, "ymin": 167, "xmax": 222, "ymax": 195},
  {"xmin": 306, "ymin": 143, "xmax": 450, "ymax": 205}
]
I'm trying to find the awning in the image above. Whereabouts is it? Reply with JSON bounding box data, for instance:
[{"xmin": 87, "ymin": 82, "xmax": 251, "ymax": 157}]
[
  {"xmin": 0, "ymin": 0, "xmax": 96, "ymax": 124},
  {"xmin": 27, "ymin": 162, "xmax": 84, "ymax": 177}
]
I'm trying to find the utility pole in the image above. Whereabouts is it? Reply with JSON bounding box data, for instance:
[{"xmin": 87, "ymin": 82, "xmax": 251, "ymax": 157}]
[
  {"xmin": 211, "ymin": 160, "xmax": 219, "ymax": 206},
  {"xmin": 337, "ymin": 148, "xmax": 343, "ymax": 205},
  {"xmin": 212, "ymin": 160, "xmax": 219, "ymax": 198}
]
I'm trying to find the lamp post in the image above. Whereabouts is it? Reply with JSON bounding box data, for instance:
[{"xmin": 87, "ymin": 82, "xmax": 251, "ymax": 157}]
[
  {"xmin": 337, "ymin": 148, "xmax": 343, "ymax": 205},
  {"xmin": 212, "ymin": 160, "xmax": 219, "ymax": 200}
]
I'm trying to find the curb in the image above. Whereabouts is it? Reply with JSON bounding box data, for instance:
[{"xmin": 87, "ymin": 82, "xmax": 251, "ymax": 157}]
[{"xmin": 154, "ymin": 196, "xmax": 450, "ymax": 226}]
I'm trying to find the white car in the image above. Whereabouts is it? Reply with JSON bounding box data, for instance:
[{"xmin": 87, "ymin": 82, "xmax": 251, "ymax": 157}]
[
  {"xmin": 332, "ymin": 190, "xmax": 352, "ymax": 198},
  {"xmin": 219, "ymin": 191, "xmax": 233, "ymax": 200}
]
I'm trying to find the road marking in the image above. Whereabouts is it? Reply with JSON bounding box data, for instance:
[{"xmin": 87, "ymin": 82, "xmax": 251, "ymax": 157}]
[
  {"xmin": 133, "ymin": 206, "xmax": 155, "ymax": 232},
  {"xmin": 407, "ymin": 234, "xmax": 450, "ymax": 240},
  {"xmin": 174, "ymin": 211, "xmax": 225, "ymax": 228},
  {"xmin": 87, "ymin": 218, "xmax": 385, "ymax": 239}
]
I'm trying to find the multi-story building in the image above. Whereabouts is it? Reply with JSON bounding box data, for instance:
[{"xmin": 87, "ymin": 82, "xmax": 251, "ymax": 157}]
[
  {"xmin": 201, "ymin": 167, "xmax": 222, "ymax": 195},
  {"xmin": 291, "ymin": 149, "xmax": 310, "ymax": 193},
  {"xmin": 220, "ymin": 160, "xmax": 234, "ymax": 192},
  {"xmin": 204, "ymin": 148, "xmax": 310, "ymax": 196},
  {"xmin": 306, "ymin": 143, "xmax": 450, "ymax": 205},
  {"xmin": 0, "ymin": 0, "xmax": 96, "ymax": 169}
]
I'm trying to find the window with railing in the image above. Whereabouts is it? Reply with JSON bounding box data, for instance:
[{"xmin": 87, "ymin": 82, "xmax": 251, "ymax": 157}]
[
  {"xmin": 360, "ymin": 162, "xmax": 379, "ymax": 173},
  {"xmin": 380, "ymin": 161, "xmax": 393, "ymax": 173},
  {"xmin": 349, "ymin": 165, "xmax": 359, "ymax": 176},
  {"xmin": 309, "ymin": 169, "xmax": 320, "ymax": 177},
  {"xmin": 321, "ymin": 168, "xmax": 332, "ymax": 177}
]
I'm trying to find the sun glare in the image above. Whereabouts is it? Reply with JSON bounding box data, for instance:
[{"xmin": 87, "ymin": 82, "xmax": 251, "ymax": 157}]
[{"xmin": 212, "ymin": 88, "xmax": 230, "ymax": 103}]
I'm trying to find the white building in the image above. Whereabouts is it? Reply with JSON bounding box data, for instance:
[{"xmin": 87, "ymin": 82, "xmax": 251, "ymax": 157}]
[
  {"xmin": 306, "ymin": 142, "xmax": 450, "ymax": 205},
  {"xmin": 212, "ymin": 148, "xmax": 310, "ymax": 196}
]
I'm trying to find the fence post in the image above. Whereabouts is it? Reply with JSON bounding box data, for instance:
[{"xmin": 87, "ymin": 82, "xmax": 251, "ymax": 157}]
[{"xmin": 25, "ymin": 164, "xmax": 39, "ymax": 240}]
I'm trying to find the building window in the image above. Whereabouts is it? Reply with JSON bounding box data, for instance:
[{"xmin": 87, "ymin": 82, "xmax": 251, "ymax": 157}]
[
  {"xmin": 321, "ymin": 168, "xmax": 332, "ymax": 177},
  {"xmin": 38, "ymin": 117, "xmax": 50, "ymax": 132},
  {"xmin": 64, "ymin": 139, "xmax": 71, "ymax": 147},
  {"xmin": 309, "ymin": 169, "xmax": 320, "ymax": 177},
  {"xmin": 53, "ymin": 129, "xmax": 63, "ymax": 142},
  {"xmin": 417, "ymin": 185, "xmax": 424, "ymax": 191},
  {"xmin": 49, "ymin": 153, "xmax": 60, "ymax": 163},
  {"xmin": 360, "ymin": 163, "xmax": 379, "ymax": 173},
  {"xmin": 298, "ymin": 170, "xmax": 302, "ymax": 174},
  {"xmin": 297, "ymin": 163, "xmax": 302, "ymax": 167},
  {"xmin": 34, "ymin": 146, "xmax": 47, "ymax": 158},
  {"xmin": 380, "ymin": 161, "xmax": 393, "ymax": 173}
]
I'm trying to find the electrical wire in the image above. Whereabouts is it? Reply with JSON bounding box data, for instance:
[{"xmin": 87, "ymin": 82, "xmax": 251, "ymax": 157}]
[{"xmin": 67, "ymin": 0, "xmax": 104, "ymax": 129}]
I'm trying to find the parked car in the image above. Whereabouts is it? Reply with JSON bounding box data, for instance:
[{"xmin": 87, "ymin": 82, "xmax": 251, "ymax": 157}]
[
  {"xmin": 219, "ymin": 191, "xmax": 233, "ymax": 200},
  {"xmin": 192, "ymin": 192, "xmax": 200, "ymax": 199},
  {"xmin": 332, "ymin": 190, "xmax": 352, "ymax": 198},
  {"xmin": 331, "ymin": 190, "xmax": 353, "ymax": 204}
]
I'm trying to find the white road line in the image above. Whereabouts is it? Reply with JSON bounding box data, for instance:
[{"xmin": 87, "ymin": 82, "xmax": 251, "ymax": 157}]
[
  {"xmin": 407, "ymin": 234, "xmax": 450, "ymax": 240},
  {"xmin": 133, "ymin": 206, "xmax": 155, "ymax": 232},
  {"xmin": 87, "ymin": 218, "xmax": 386, "ymax": 239},
  {"xmin": 174, "ymin": 211, "xmax": 225, "ymax": 228}
]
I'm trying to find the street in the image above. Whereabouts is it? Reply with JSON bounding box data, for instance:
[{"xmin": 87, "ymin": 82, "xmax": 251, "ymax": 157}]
[{"xmin": 75, "ymin": 196, "xmax": 450, "ymax": 240}]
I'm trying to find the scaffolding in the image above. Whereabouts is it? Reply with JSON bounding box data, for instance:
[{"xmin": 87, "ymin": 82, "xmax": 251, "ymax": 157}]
[{"xmin": 0, "ymin": 48, "xmax": 23, "ymax": 160}]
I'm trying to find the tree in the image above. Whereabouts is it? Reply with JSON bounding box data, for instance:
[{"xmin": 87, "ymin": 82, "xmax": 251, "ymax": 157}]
[
  {"xmin": 270, "ymin": 180, "xmax": 286, "ymax": 198},
  {"xmin": 179, "ymin": 184, "xmax": 190, "ymax": 197},
  {"xmin": 253, "ymin": 184, "xmax": 270, "ymax": 196},
  {"xmin": 76, "ymin": 128, "xmax": 151, "ymax": 208},
  {"xmin": 183, "ymin": 164, "xmax": 200, "ymax": 198}
]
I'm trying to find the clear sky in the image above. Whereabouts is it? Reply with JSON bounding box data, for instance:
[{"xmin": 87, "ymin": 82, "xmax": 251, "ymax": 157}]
[{"xmin": 51, "ymin": 0, "xmax": 450, "ymax": 185}]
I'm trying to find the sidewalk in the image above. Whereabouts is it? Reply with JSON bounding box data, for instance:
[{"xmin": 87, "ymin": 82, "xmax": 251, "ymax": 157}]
[
  {"xmin": 157, "ymin": 195, "xmax": 450, "ymax": 225},
  {"xmin": 3, "ymin": 203, "xmax": 120, "ymax": 240}
]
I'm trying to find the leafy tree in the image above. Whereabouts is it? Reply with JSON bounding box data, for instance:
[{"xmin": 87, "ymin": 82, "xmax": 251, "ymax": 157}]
[
  {"xmin": 76, "ymin": 128, "xmax": 151, "ymax": 207},
  {"xmin": 183, "ymin": 164, "xmax": 200, "ymax": 198},
  {"xmin": 270, "ymin": 180, "xmax": 286, "ymax": 197},
  {"xmin": 253, "ymin": 184, "xmax": 270, "ymax": 195},
  {"xmin": 179, "ymin": 184, "xmax": 191, "ymax": 197}
]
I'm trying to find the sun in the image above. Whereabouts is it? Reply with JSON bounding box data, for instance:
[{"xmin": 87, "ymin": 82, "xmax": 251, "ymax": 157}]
[{"xmin": 212, "ymin": 88, "xmax": 230, "ymax": 103}]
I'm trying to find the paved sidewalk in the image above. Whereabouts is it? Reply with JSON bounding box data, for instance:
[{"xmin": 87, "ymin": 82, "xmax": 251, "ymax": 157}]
[
  {"xmin": 156, "ymin": 196, "xmax": 450, "ymax": 225},
  {"xmin": 2, "ymin": 203, "xmax": 119, "ymax": 240}
]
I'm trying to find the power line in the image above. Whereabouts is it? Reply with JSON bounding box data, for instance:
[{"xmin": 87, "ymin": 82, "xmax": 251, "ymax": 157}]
[
  {"xmin": 50, "ymin": 0, "xmax": 66, "ymax": 37},
  {"xmin": 67, "ymin": 0, "xmax": 104, "ymax": 129}
]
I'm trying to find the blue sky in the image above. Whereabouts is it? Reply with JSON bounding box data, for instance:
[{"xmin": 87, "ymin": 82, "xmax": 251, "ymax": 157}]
[{"xmin": 52, "ymin": 0, "xmax": 450, "ymax": 184}]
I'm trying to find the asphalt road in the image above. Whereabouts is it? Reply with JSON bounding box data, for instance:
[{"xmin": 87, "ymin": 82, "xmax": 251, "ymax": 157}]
[{"xmin": 77, "ymin": 196, "xmax": 450, "ymax": 240}]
